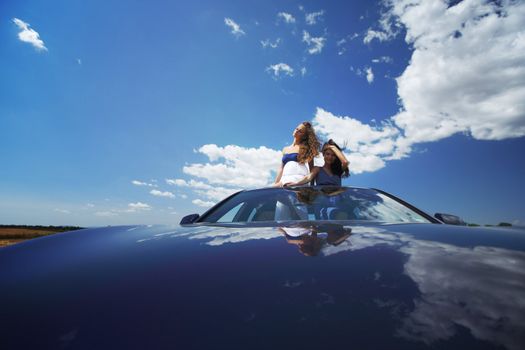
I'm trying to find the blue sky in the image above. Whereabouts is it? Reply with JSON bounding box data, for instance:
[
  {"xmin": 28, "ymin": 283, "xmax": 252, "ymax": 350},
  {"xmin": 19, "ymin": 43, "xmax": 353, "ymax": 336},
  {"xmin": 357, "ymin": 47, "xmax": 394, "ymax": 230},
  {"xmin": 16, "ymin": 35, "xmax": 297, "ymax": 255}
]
[{"xmin": 1, "ymin": 0, "xmax": 524, "ymax": 226}]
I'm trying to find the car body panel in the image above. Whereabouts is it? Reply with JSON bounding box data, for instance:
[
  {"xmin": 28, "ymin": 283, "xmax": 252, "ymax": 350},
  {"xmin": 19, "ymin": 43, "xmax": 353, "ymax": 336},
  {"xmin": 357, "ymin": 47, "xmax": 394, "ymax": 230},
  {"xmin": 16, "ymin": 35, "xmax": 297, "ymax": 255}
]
[{"xmin": 1, "ymin": 222, "xmax": 524, "ymax": 349}]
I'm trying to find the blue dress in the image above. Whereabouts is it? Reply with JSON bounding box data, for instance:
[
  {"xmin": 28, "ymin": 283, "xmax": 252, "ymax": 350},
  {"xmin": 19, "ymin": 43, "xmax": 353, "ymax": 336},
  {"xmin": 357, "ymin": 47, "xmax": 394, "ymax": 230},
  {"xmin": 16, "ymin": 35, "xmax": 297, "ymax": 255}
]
[{"xmin": 315, "ymin": 167, "xmax": 341, "ymax": 186}]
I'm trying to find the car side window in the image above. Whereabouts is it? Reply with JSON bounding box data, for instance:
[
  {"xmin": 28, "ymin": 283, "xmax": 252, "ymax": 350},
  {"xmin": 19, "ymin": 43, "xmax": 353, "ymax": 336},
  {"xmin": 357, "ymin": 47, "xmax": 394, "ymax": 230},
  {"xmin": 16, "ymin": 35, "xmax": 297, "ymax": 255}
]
[
  {"xmin": 198, "ymin": 188, "xmax": 432, "ymax": 224},
  {"xmin": 215, "ymin": 201, "xmax": 278, "ymax": 223},
  {"xmin": 249, "ymin": 202, "xmax": 277, "ymax": 222},
  {"xmin": 217, "ymin": 203, "xmax": 245, "ymax": 222}
]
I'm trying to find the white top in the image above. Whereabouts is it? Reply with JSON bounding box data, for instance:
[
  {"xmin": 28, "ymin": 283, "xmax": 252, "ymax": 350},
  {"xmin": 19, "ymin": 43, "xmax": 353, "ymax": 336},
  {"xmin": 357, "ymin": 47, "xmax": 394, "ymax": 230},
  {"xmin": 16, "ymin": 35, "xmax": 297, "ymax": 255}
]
[{"xmin": 281, "ymin": 161, "xmax": 309, "ymax": 184}]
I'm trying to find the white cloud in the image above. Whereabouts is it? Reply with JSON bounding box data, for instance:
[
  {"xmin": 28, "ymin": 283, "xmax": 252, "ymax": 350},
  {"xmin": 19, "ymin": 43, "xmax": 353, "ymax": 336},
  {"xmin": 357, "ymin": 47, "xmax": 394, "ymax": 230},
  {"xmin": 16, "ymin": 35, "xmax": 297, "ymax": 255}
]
[
  {"xmin": 54, "ymin": 208, "xmax": 71, "ymax": 214},
  {"xmin": 277, "ymin": 12, "xmax": 296, "ymax": 24},
  {"xmin": 363, "ymin": 29, "xmax": 391, "ymax": 44},
  {"xmin": 183, "ymin": 144, "xmax": 281, "ymax": 188},
  {"xmin": 389, "ymin": 0, "xmax": 525, "ymax": 144},
  {"xmin": 195, "ymin": 183, "xmax": 240, "ymax": 201},
  {"xmin": 314, "ymin": 0, "xmax": 525, "ymax": 170},
  {"xmin": 86, "ymin": 203, "xmax": 95, "ymax": 208},
  {"xmin": 132, "ymin": 180, "xmax": 157, "ymax": 187},
  {"xmin": 224, "ymin": 17, "xmax": 245, "ymax": 37},
  {"xmin": 353, "ymin": 66, "xmax": 375, "ymax": 83},
  {"xmin": 337, "ymin": 33, "xmax": 359, "ymax": 55},
  {"xmin": 261, "ymin": 38, "xmax": 281, "ymax": 49},
  {"xmin": 177, "ymin": 0, "xmax": 525, "ymax": 195},
  {"xmin": 167, "ymin": 177, "xmax": 240, "ymax": 201},
  {"xmin": 301, "ymin": 67, "xmax": 307, "ymax": 76},
  {"xmin": 179, "ymin": 109, "xmax": 394, "ymax": 199},
  {"xmin": 166, "ymin": 178, "xmax": 188, "ymax": 187},
  {"xmin": 344, "ymin": 33, "xmax": 360, "ymax": 42},
  {"xmin": 305, "ymin": 10, "xmax": 325, "ymax": 25},
  {"xmin": 12, "ymin": 18, "xmax": 47, "ymax": 51},
  {"xmin": 184, "ymin": 179, "xmax": 214, "ymax": 190},
  {"xmin": 366, "ymin": 67, "xmax": 374, "ymax": 84},
  {"xmin": 266, "ymin": 63, "xmax": 294, "ymax": 78},
  {"xmin": 372, "ymin": 56, "xmax": 393, "ymax": 64},
  {"xmin": 181, "ymin": 108, "xmax": 401, "ymax": 196},
  {"xmin": 192, "ymin": 199, "xmax": 215, "ymax": 208},
  {"xmin": 150, "ymin": 190, "xmax": 175, "ymax": 198},
  {"xmin": 127, "ymin": 202, "xmax": 151, "ymax": 212},
  {"xmin": 346, "ymin": 153, "xmax": 385, "ymax": 174},
  {"xmin": 363, "ymin": 7, "xmax": 400, "ymax": 44},
  {"xmin": 313, "ymin": 107, "xmax": 401, "ymax": 173},
  {"xmin": 168, "ymin": 179, "xmax": 210, "ymax": 199},
  {"xmin": 302, "ymin": 30, "xmax": 326, "ymax": 54}
]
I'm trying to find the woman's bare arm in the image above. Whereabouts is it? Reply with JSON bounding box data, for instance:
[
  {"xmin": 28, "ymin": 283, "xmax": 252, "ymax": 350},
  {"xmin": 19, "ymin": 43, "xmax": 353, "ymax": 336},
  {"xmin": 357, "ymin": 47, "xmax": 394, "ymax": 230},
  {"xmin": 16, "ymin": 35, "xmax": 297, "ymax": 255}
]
[
  {"xmin": 309, "ymin": 160, "xmax": 315, "ymax": 186},
  {"xmin": 273, "ymin": 162, "xmax": 284, "ymax": 186},
  {"xmin": 329, "ymin": 145, "xmax": 349, "ymax": 169}
]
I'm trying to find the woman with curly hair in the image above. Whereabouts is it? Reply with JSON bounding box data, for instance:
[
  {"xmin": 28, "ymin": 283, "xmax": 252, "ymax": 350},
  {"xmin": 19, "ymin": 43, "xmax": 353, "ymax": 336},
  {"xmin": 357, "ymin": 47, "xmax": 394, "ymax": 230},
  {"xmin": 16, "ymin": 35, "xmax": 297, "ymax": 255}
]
[
  {"xmin": 285, "ymin": 139, "xmax": 350, "ymax": 186},
  {"xmin": 273, "ymin": 122, "xmax": 320, "ymax": 187}
]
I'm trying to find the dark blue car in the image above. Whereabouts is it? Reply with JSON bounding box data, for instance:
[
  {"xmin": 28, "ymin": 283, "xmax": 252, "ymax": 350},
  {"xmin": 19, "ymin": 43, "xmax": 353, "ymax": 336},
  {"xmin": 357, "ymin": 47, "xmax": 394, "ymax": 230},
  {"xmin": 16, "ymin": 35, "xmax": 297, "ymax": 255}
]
[{"xmin": 1, "ymin": 187, "xmax": 524, "ymax": 349}]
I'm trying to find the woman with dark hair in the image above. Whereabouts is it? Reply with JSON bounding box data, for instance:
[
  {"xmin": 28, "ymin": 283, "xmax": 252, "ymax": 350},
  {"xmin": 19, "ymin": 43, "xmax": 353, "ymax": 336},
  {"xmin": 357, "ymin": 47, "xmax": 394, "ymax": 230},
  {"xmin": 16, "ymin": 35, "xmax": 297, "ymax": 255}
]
[
  {"xmin": 285, "ymin": 139, "xmax": 350, "ymax": 186},
  {"xmin": 273, "ymin": 122, "xmax": 320, "ymax": 187}
]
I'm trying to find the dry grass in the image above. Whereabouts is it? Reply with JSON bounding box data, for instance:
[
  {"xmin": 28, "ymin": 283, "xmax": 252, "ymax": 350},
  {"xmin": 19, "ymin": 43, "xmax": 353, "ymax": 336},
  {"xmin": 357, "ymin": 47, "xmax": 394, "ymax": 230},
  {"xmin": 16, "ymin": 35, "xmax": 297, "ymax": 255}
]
[
  {"xmin": 0, "ymin": 238, "xmax": 26, "ymax": 248},
  {"xmin": 0, "ymin": 226, "xmax": 82, "ymax": 248}
]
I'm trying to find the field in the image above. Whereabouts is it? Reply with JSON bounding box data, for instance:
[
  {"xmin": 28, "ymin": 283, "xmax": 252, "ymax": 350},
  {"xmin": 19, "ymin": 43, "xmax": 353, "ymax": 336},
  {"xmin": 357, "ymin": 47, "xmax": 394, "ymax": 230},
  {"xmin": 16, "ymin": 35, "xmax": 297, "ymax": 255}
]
[{"xmin": 0, "ymin": 225, "xmax": 83, "ymax": 248}]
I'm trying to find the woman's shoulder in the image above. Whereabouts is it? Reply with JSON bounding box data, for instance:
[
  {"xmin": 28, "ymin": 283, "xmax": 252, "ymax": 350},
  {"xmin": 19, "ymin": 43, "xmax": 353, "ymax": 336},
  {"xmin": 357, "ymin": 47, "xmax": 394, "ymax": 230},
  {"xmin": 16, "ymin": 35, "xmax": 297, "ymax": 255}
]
[
  {"xmin": 310, "ymin": 166, "xmax": 322, "ymax": 174},
  {"xmin": 282, "ymin": 145, "xmax": 298, "ymax": 154},
  {"xmin": 282, "ymin": 145, "xmax": 299, "ymax": 154}
]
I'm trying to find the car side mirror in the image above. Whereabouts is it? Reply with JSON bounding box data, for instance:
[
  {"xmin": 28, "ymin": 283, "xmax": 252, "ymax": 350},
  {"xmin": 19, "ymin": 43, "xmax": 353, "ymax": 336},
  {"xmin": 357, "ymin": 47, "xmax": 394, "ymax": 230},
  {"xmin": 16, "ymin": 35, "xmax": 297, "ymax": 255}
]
[
  {"xmin": 435, "ymin": 213, "xmax": 467, "ymax": 226},
  {"xmin": 180, "ymin": 214, "xmax": 199, "ymax": 225}
]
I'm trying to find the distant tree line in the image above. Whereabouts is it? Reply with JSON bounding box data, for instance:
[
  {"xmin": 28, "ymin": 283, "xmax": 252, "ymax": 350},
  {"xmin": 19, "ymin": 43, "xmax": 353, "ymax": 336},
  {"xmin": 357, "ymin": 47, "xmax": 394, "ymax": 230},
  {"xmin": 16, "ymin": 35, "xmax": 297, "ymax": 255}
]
[{"xmin": 0, "ymin": 225, "xmax": 83, "ymax": 232}]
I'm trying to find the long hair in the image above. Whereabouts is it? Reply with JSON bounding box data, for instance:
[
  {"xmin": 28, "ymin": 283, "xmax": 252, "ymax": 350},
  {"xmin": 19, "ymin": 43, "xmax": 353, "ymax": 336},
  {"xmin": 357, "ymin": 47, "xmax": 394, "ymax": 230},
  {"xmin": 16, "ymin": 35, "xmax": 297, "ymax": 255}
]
[
  {"xmin": 295, "ymin": 187, "xmax": 319, "ymax": 205},
  {"xmin": 297, "ymin": 122, "xmax": 320, "ymax": 163},
  {"xmin": 322, "ymin": 139, "xmax": 350, "ymax": 178}
]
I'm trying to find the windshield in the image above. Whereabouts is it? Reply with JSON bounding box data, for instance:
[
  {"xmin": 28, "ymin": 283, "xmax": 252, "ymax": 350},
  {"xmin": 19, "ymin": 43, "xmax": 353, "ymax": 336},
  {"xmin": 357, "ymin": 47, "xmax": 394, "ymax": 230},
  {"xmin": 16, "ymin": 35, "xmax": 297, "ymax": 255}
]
[{"xmin": 198, "ymin": 187, "xmax": 432, "ymax": 224}]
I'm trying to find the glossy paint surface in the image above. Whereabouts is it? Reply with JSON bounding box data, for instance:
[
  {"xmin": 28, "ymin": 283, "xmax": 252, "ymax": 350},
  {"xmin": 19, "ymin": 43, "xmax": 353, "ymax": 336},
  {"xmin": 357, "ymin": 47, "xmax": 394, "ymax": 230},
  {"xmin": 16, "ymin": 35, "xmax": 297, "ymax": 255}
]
[{"xmin": 1, "ymin": 223, "xmax": 524, "ymax": 349}]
